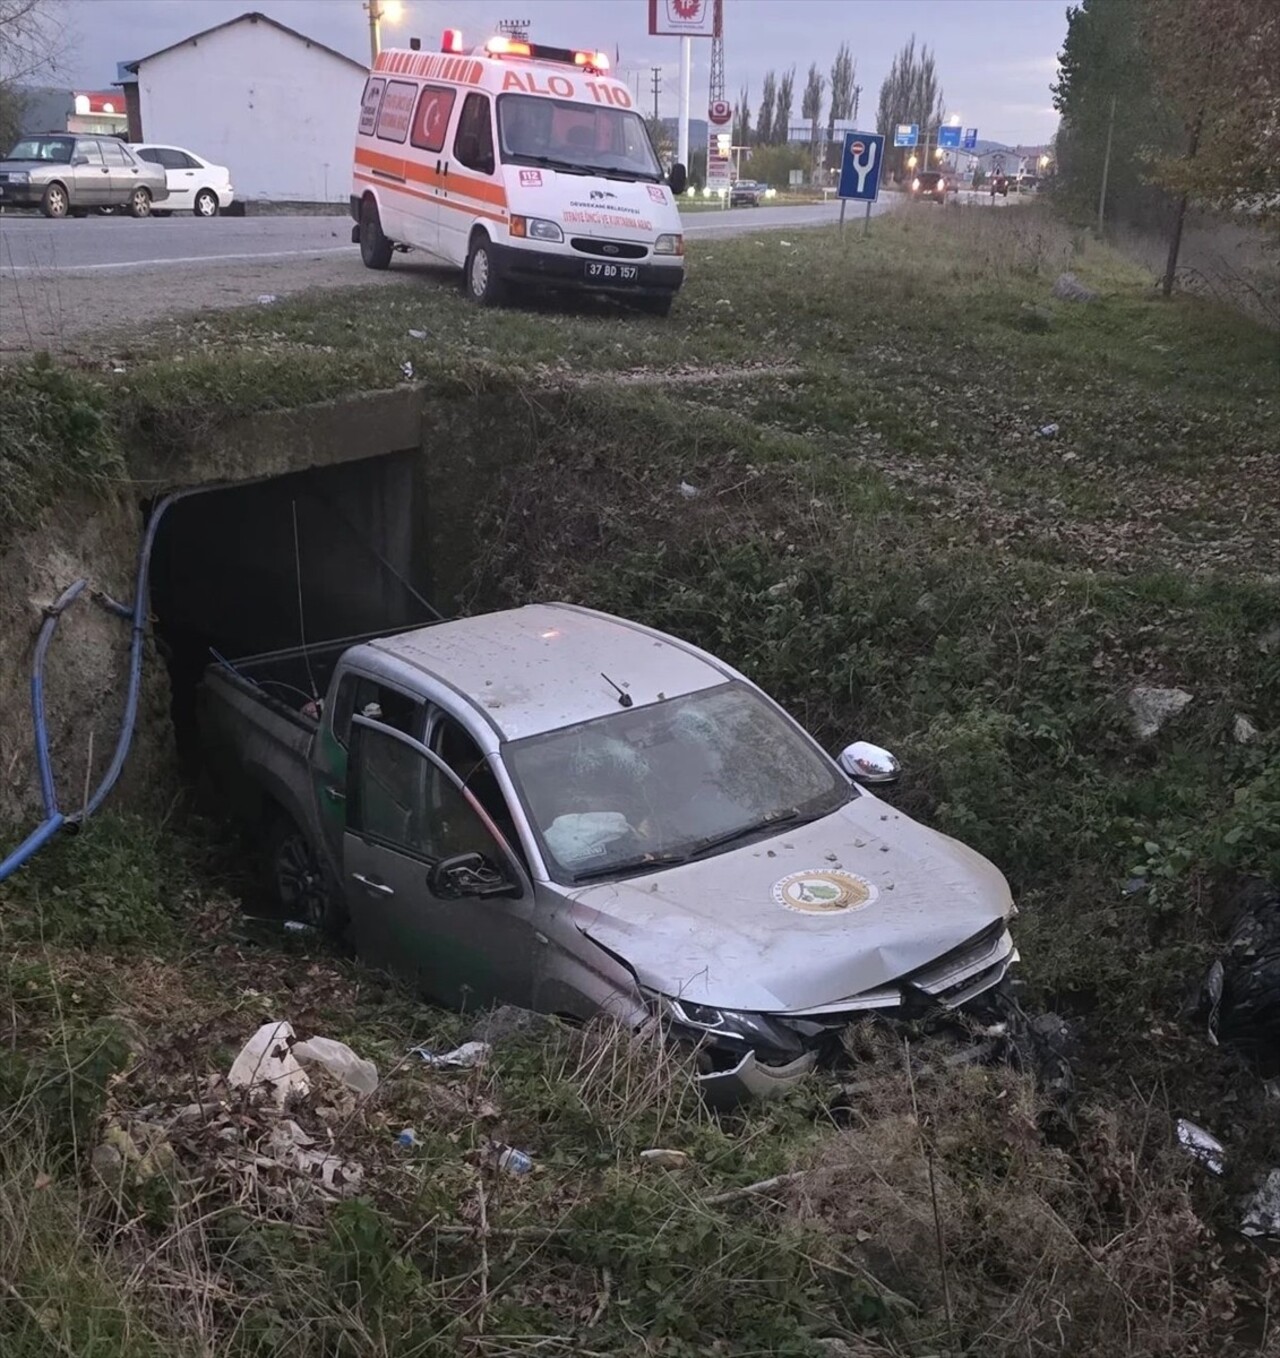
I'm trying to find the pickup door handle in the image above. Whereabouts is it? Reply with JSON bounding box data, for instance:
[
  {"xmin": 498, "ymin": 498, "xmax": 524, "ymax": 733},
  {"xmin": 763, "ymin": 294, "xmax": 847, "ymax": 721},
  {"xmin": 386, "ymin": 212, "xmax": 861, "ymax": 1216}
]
[
  {"xmin": 352, "ymin": 873, "xmax": 394, "ymax": 897},
  {"xmin": 323, "ymin": 785, "xmax": 346, "ymax": 803}
]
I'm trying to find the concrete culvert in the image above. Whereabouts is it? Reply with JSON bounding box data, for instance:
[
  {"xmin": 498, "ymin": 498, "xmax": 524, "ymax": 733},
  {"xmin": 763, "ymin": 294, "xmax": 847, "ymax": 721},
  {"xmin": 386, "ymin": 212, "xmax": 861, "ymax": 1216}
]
[{"xmin": 147, "ymin": 451, "xmax": 435, "ymax": 778}]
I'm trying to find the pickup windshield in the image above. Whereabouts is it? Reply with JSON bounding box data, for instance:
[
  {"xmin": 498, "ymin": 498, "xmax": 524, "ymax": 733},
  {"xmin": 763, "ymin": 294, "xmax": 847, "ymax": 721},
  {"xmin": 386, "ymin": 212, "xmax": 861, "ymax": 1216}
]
[
  {"xmin": 497, "ymin": 93, "xmax": 662, "ymax": 181},
  {"xmin": 505, "ymin": 682, "xmax": 850, "ymax": 882}
]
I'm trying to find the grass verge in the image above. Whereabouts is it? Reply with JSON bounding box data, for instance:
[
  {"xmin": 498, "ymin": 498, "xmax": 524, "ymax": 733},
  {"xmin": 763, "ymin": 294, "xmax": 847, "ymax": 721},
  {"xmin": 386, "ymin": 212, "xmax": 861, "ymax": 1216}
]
[{"xmin": 1, "ymin": 202, "xmax": 1278, "ymax": 1354}]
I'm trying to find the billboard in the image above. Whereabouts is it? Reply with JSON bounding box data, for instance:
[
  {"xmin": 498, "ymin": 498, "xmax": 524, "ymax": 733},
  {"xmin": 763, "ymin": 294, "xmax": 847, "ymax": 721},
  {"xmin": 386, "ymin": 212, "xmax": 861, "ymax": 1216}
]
[
  {"xmin": 648, "ymin": 0, "xmax": 717, "ymax": 37},
  {"xmin": 707, "ymin": 126, "xmax": 731, "ymax": 191}
]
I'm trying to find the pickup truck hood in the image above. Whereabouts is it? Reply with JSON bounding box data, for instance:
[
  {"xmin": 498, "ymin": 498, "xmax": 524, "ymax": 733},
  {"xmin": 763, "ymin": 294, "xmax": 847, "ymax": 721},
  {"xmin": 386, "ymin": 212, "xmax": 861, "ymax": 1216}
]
[{"xmin": 570, "ymin": 793, "xmax": 1012, "ymax": 1012}]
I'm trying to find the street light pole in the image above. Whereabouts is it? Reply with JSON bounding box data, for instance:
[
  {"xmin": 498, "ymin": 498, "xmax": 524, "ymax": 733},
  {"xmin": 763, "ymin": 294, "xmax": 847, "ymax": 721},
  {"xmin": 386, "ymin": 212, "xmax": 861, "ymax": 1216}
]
[{"xmin": 365, "ymin": 0, "xmax": 383, "ymax": 66}]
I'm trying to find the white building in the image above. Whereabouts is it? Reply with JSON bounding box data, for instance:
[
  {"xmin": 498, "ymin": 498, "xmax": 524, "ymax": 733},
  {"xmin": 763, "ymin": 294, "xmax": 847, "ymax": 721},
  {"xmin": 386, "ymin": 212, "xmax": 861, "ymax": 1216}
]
[{"xmin": 118, "ymin": 11, "xmax": 368, "ymax": 204}]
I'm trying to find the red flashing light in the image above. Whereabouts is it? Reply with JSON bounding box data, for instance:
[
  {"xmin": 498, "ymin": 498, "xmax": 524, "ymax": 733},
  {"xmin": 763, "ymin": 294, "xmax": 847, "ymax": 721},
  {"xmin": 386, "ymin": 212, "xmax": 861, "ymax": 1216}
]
[{"xmin": 442, "ymin": 28, "xmax": 463, "ymax": 53}]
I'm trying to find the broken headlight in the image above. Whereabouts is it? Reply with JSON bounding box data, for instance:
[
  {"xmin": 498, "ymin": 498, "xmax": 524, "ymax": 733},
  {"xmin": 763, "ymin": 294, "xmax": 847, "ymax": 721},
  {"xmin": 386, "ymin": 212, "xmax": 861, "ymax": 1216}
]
[{"xmin": 663, "ymin": 997, "xmax": 806, "ymax": 1060}]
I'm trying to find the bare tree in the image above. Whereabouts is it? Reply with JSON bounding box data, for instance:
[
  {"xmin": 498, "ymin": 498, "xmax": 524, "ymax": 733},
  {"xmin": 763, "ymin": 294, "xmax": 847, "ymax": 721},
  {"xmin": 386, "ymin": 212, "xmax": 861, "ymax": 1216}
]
[
  {"xmin": 802, "ymin": 62, "xmax": 826, "ymax": 183},
  {"xmin": 0, "ymin": 0, "xmax": 65, "ymax": 83},
  {"xmin": 0, "ymin": 0, "xmax": 67, "ymax": 146},
  {"xmin": 774, "ymin": 65, "xmax": 795, "ymax": 145},
  {"xmin": 827, "ymin": 42, "xmax": 858, "ymax": 145},
  {"xmin": 756, "ymin": 70, "xmax": 776, "ymax": 146}
]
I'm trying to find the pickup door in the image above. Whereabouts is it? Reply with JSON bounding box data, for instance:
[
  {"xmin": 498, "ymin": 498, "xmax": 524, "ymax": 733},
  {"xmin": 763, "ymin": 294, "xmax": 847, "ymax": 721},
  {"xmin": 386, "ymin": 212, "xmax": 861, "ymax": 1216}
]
[{"xmin": 342, "ymin": 715, "xmax": 537, "ymax": 1009}]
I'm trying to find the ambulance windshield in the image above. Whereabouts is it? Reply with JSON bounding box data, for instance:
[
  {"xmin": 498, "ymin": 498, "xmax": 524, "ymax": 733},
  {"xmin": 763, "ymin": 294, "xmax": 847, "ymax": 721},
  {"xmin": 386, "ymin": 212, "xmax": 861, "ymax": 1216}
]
[{"xmin": 497, "ymin": 95, "xmax": 663, "ymax": 181}]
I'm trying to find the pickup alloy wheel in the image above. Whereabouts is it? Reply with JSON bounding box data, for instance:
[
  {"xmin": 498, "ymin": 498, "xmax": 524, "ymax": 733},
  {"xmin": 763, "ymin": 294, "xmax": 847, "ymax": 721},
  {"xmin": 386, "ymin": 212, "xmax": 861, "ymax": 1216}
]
[{"xmin": 268, "ymin": 822, "xmax": 343, "ymax": 937}]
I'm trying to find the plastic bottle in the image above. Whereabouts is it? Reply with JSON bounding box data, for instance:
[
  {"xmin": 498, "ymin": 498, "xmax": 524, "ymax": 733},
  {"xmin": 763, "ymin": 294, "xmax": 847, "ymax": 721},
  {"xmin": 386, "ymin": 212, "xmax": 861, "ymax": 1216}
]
[{"xmin": 495, "ymin": 1145, "xmax": 533, "ymax": 1175}]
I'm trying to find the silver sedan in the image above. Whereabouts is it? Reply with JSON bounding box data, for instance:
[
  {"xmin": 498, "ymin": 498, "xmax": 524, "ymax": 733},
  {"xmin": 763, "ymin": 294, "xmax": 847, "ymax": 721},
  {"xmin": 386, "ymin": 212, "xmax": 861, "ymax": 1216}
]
[{"xmin": 0, "ymin": 134, "xmax": 169, "ymax": 218}]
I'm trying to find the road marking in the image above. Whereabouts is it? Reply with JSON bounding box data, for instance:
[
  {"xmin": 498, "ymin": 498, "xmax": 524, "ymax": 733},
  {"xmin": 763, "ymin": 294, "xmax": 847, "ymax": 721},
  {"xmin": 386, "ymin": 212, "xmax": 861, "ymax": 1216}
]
[{"xmin": 2, "ymin": 245, "xmax": 354, "ymax": 274}]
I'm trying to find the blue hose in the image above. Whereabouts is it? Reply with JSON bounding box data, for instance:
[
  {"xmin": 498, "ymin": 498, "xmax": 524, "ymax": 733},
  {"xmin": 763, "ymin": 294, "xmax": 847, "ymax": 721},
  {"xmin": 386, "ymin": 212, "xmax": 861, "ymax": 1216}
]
[
  {"xmin": 31, "ymin": 579, "xmax": 89, "ymax": 817},
  {"xmin": 0, "ymin": 815, "xmax": 66, "ymax": 880},
  {"xmin": 0, "ymin": 490, "xmax": 191, "ymax": 883},
  {"xmin": 81, "ymin": 491, "xmax": 180, "ymax": 819}
]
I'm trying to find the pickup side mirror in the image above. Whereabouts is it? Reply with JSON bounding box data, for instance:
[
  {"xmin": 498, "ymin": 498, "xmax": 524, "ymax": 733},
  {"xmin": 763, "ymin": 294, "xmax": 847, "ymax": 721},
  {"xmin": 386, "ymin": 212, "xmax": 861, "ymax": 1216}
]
[
  {"xmin": 839, "ymin": 741, "xmax": 901, "ymax": 784},
  {"xmin": 667, "ymin": 162, "xmax": 687, "ymax": 196},
  {"xmin": 428, "ymin": 852, "xmax": 518, "ymax": 899}
]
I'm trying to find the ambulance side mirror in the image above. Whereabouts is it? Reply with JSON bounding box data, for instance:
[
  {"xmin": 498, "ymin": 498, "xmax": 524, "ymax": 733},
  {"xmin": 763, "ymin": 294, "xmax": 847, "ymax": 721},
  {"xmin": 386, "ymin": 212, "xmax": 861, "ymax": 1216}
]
[{"xmin": 667, "ymin": 162, "xmax": 687, "ymax": 196}]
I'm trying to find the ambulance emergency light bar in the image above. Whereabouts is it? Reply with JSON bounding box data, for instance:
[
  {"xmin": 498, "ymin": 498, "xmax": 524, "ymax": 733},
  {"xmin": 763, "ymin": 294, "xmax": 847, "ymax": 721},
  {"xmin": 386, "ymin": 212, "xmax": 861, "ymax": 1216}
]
[{"xmin": 441, "ymin": 28, "xmax": 610, "ymax": 71}]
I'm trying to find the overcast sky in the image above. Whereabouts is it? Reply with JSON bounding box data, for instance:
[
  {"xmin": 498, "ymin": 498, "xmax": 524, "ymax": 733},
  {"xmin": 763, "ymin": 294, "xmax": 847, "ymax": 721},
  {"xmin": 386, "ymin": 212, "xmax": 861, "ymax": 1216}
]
[{"xmin": 57, "ymin": 0, "xmax": 1065, "ymax": 146}]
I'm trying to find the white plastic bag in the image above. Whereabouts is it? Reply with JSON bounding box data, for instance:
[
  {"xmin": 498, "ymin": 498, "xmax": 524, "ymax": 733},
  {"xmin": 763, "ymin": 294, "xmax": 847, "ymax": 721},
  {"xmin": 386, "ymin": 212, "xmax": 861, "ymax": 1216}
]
[
  {"xmin": 408, "ymin": 1041, "xmax": 491, "ymax": 1069},
  {"xmin": 227, "ymin": 1021, "xmax": 310, "ymax": 1105},
  {"xmin": 293, "ymin": 1036, "xmax": 378, "ymax": 1096}
]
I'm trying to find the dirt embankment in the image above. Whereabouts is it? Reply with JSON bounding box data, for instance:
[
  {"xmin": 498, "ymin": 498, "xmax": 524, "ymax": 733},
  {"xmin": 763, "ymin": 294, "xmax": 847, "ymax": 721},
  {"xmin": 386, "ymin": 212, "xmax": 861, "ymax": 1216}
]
[{"xmin": 0, "ymin": 495, "xmax": 174, "ymax": 828}]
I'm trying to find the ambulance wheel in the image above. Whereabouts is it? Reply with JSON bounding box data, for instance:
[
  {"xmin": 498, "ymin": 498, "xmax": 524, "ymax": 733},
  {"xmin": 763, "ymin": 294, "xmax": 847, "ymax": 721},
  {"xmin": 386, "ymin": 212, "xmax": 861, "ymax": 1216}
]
[
  {"xmin": 465, "ymin": 233, "xmax": 505, "ymax": 306},
  {"xmin": 359, "ymin": 198, "xmax": 393, "ymax": 270}
]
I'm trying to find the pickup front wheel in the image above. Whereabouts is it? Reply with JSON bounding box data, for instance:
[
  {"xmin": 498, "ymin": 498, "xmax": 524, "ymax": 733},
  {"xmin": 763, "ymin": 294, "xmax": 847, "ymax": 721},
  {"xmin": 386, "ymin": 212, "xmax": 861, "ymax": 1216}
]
[{"xmin": 267, "ymin": 819, "xmax": 345, "ymax": 939}]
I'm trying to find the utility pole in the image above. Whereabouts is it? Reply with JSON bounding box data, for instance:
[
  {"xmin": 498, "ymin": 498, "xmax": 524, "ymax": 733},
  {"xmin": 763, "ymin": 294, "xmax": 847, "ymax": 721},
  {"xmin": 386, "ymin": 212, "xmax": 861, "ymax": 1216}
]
[
  {"xmin": 650, "ymin": 66, "xmax": 662, "ymax": 121},
  {"xmin": 1096, "ymin": 92, "xmax": 1116, "ymax": 235},
  {"xmin": 365, "ymin": 0, "xmax": 384, "ymax": 66}
]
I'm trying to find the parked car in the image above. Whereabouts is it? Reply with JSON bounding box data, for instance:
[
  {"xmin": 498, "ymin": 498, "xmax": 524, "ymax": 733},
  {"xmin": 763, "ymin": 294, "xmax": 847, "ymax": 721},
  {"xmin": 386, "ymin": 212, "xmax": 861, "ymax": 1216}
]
[
  {"xmin": 1014, "ymin": 174, "xmax": 1039, "ymax": 195},
  {"xmin": 0, "ymin": 134, "xmax": 168, "ymax": 217},
  {"xmin": 197, "ymin": 603, "xmax": 1018, "ymax": 1104},
  {"xmin": 130, "ymin": 143, "xmax": 234, "ymax": 217},
  {"xmin": 909, "ymin": 170, "xmax": 950, "ymax": 203},
  {"xmin": 729, "ymin": 179, "xmax": 765, "ymax": 207}
]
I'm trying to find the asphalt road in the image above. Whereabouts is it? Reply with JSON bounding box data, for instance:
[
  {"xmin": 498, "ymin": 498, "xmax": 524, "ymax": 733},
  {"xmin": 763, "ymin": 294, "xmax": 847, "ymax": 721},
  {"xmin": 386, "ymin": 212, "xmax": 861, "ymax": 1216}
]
[
  {"xmin": 0, "ymin": 191, "xmax": 1006, "ymax": 350},
  {"xmin": 0, "ymin": 200, "xmax": 894, "ymax": 275}
]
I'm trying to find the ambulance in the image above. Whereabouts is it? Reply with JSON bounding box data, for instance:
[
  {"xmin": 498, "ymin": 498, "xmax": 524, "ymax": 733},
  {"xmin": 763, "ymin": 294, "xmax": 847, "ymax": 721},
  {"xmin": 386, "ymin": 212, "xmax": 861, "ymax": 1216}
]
[{"xmin": 350, "ymin": 30, "xmax": 689, "ymax": 314}]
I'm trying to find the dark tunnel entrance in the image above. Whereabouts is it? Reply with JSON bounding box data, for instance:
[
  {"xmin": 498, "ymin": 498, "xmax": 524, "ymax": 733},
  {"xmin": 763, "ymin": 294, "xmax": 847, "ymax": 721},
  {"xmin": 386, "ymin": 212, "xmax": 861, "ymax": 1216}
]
[{"xmin": 148, "ymin": 451, "xmax": 436, "ymax": 774}]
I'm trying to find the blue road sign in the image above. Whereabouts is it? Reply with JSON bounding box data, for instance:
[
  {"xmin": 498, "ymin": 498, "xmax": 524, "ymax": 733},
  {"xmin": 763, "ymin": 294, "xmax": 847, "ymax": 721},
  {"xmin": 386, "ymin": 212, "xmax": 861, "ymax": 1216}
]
[
  {"xmin": 962, "ymin": 127, "xmax": 978, "ymax": 150},
  {"xmin": 893, "ymin": 123, "xmax": 918, "ymax": 148},
  {"xmin": 938, "ymin": 125, "xmax": 962, "ymax": 150},
  {"xmin": 838, "ymin": 131, "xmax": 886, "ymax": 202}
]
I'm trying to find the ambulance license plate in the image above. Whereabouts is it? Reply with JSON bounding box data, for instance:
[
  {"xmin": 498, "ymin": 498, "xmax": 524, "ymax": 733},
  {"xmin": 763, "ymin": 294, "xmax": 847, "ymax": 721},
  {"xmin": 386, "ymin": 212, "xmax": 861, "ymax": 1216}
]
[{"xmin": 584, "ymin": 261, "xmax": 638, "ymax": 283}]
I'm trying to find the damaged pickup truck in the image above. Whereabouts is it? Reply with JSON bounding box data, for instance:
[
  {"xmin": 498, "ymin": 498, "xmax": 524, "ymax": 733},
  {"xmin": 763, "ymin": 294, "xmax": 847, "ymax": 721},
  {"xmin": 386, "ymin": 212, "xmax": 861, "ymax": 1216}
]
[{"xmin": 197, "ymin": 604, "xmax": 1018, "ymax": 1102}]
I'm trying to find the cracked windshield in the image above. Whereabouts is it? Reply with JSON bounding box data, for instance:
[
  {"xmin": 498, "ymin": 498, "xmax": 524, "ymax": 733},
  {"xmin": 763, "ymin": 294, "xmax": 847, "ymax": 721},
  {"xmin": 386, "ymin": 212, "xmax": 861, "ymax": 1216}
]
[{"xmin": 506, "ymin": 682, "xmax": 848, "ymax": 880}]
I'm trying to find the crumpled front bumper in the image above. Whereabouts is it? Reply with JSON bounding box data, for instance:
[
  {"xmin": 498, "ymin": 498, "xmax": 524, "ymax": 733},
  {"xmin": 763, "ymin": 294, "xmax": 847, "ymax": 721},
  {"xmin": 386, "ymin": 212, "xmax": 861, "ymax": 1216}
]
[{"xmin": 697, "ymin": 1048, "xmax": 818, "ymax": 1109}]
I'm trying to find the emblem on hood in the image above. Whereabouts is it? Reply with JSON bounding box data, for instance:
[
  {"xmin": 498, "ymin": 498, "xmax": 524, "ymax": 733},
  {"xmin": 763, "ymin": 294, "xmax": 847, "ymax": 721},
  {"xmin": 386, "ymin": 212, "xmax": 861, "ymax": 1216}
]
[{"xmin": 772, "ymin": 869, "xmax": 878, "ymax": 914}]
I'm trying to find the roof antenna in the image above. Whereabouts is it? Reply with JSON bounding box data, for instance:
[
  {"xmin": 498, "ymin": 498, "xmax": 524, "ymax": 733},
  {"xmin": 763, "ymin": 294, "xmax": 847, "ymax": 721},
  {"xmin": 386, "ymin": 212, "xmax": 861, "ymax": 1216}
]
[
  {"xmin": 601, "ymin": 673, "xmax": 632, "ymax": 708},
  {"xmin": 292, "ymin": 499, "xmax": 319, "ymax": 702}
]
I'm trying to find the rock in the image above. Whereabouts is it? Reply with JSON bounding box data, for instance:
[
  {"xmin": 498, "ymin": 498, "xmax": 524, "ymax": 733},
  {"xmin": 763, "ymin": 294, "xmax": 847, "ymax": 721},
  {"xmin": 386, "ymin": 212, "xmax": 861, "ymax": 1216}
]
[
  {"xmin": 1017, "ymin": 302, "xmax": 1054, "ymax": 332},
  {"xmin": 1234, "ymin": 714, "xmax": 1260, "ymax": 745},
  {"xmin": 1258, "ymin": 625, "xmax": 1280, "ymax": 655},
  {"xmin": 1053, "ymin": 271, "xmax": 1098, "ymax": 302},
  {"xmin": 469, "ymin": 1004, "xmax": 554, "ymax": 1046},
  {"xmin": 90, "ymin": 1142, "xmax": 124, "ymax": 1181},
  {"xmin": 1128, "ymin": 685, "xmax": 1192, "ymax": 739}
]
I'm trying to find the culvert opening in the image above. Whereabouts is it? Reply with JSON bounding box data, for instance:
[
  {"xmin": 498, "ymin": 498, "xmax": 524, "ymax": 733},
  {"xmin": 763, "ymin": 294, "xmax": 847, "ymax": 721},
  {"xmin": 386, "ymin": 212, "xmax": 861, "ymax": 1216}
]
[{"xmin": 147, "ymin": 451, "xmax": 436, "ymax": 773}]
